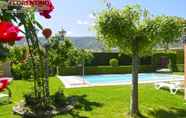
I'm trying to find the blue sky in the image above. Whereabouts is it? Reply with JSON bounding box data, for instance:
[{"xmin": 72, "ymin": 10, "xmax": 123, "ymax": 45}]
[{"xmin": 36, "ymin": 0, "xmax": 186, "ymax": 37}]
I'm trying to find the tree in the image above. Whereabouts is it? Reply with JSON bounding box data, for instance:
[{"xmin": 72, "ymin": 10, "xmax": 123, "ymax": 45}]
[
  {"xmin": 67, "ymin": 48, "xmax": 93, "ymax": 66},
  {"xmin": 48, "ymin": 37, "xmax": 74, "ymax": 74},
  {"xmin": 48, "ymin": 36, "xmax": 93, "ymax": 75},
  {"xmin": 156, "ymin": 16, "xmax": 184, "ymax": 51},
  {"xmin": 94, "ymin": 4, "xmax": 185, "ymax": 117},
  {"xmin": 68, "ymin": 48, "xmax": 93, "ymax": 78}
]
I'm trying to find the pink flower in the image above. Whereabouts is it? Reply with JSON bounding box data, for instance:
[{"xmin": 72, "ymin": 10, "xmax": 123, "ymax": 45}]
[{"xmin": 0, "ymin": 21, "xmax": 23, "ymax": 43}]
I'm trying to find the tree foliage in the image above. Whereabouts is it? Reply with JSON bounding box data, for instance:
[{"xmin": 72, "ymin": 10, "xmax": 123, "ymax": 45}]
[
  {"xmin": 67, "ymin": 48, "xmax": 93, "ymax": 66},
  {"xmin": 48, "ymin": 37, "xmax": 74, "ymax": 68},
  {"xmin": 155, "ymin": 16, "xmax": 185, "ymax": 50},
  {"xmin": 94, "ymin": 4, "xmax": 185, "ymax": 116},
  {"xmin": 48, "ymin": 36, "xmax": 93, "ymax": 74},
  {"xmin": 95, "ymin": 4, "xmax": 185, "ymax": 56}
]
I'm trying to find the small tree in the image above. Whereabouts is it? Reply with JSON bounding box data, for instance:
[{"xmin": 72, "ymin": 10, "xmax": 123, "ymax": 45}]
[
  {"xmin": 157, "ymin": 16, "xmax": 184, "ymax": 51},
  {"xmin": 48, "ymin": 37, "xmax": 74, "ymax": 74},
  {"xmin": 48, "ymin": 36, "xmax": 93, "ymax": 75},
  {"xmin": 95, "ymin": 4, "xmax": 185, "ymax": 117},
  {"xmin": 68, "ymin": 48, "xmax": 93, "ymax": 66}
]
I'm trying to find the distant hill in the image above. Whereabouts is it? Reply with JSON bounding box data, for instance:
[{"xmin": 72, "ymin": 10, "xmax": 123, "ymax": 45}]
[
  {"xmin": 16, "ymin": 36, "xmax": 105, "ymax": 52},
  {"xmin": 68, "ymin": 37, "xmax": 105, "ymax": 52},
  {"xmin": 15, "ymin": 36, "xmax": 183, "ymax": 52}
]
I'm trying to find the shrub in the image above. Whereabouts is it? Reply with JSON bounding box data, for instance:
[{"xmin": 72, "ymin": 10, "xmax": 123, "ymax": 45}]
[
  {"xmin": 11, "ymin": 58, "xmax": 33, "ymax": 80},
  {"xmin": 11, "ymin": 63, "xmax": 22, "ymax": 80},
  {"xmin": 89, "ymin": 53, "xmax": 152, "ymax": 66},
  {"xmin": 109, "ymin": 58, "xmax": 119, "ymax": 67},
  {"xmin": 176, "ymin": 50, "xmax": 184, "ymax": 64},
  {"xmin": 176, "ymin": 64, "xmax": 184, "ymax": 72},
  {"xmin": 24, "ymin": 92, "xmax": 53, "ymax": 117},
  {"xmin": 24, "ymin": 93, "xmax": 39, "ymax": 108}
]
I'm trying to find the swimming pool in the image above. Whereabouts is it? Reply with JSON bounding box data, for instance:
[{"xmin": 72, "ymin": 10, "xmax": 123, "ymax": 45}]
[
  {"xmin": 85, "ymin": 73, "xmax": 183, "ymax": 84},
  {"xmin": 58, "ymin": 73, "xmax": 184, "ymax": 88}
]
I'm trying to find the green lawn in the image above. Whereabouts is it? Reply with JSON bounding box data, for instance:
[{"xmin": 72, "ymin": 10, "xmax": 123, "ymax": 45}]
[
  {"xmin": 173, "ymin": 72, "xmax": 184, "ymax": 76},
  {"xmin": 1, "ymin": 76, "xmax": 186, "ymax": 118}
]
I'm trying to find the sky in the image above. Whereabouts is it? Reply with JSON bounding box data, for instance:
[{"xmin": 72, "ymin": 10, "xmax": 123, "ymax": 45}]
[{"xmin": 36, "ymin": 0, "xmax": 186, "ymax": 37}]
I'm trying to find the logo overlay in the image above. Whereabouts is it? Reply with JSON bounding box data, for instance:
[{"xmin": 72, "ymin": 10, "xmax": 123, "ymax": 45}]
[{"xmin": 0, "ymin": 0, "xmax": 51, "ymax": 13}]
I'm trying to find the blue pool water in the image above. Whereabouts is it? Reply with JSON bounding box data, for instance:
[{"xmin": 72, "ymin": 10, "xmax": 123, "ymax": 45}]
[{"xmin": 84, "ymin": 73, "xmax": 183, "ymax": 84}]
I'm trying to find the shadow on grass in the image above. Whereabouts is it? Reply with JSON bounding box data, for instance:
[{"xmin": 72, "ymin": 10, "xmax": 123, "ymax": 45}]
[
  {"xmin": 125, "ymin": 112, "xmax": 148, "ymax": 118},
  {"xmin": 147, "ymin": 108, "xmax": 186, "ymax": 118},
  {"xmin": 57, "ymin": 95, "xmax": 103, "ymax": 118}
]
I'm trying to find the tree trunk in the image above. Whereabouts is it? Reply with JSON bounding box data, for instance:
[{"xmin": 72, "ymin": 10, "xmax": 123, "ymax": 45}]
[
  {"xmin": 130, "ymin": 47, "xmax": 140, "ymax": 117},
  {"xmin": 56, "ymin": 66, "xmax": 59, "ymax": 75}
]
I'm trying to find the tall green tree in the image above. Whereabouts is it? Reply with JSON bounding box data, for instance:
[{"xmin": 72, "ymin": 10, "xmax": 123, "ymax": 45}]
[
  {"xmin": 95, "ymin": 4, "xmax": 185, "ymax": 117},
  {"xmin": 48, "ymin": 36, "xmax": 93, "ymax": 75},
  {"xmin": 67, "ymin": 48, "xmax": 93, "ymax": 66},
  {"xmin": 156, "ymin": 16, "xmax": 184, "ymax": 50},
  {"xmin": 48, "ymin": 37, "xmax": 74, "ymax": 74}
]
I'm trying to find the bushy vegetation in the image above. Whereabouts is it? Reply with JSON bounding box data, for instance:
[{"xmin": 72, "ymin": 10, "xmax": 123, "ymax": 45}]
[
  {"xmin": 0, "ymin": 43, "xmax": 9, "ymax": 61},
  {"xmin": 8, "ymin": 37, "xmax": 93, "ymax": 80},
  {"xmin": 60, "ymin": 65, "xmax": 154, "ymax": 75},
  {"xmin": 152, "ymin": 51, "xmax": 177, "ymax": 71},
  {"xmin": 177, "ymin": 64, "xmax": 184, "ymax": 72},
  {"xmin": 11, "ymin": 57, "xmax": 34, "ymax": 80},
  {"xmin": 8, "ymin": 47, "xmax": 33, "ymax": 80},
  {"xmin": 109, "ymin": 58, "xmax": 119, "ymax": 67},
  {"xmin": 87, "ymin": 52, "xmax": 153, "ymax": 66},
  {"xmin": 8, "ymin": 47, "xmax": 185, "ymax": 78},
  {"xmin": 45, "ymin": 36, "xmax": 93, "ymax": 75},
  {"xmin": 176, "ymin": 49, "xmax": 184, "ymax": 64}
]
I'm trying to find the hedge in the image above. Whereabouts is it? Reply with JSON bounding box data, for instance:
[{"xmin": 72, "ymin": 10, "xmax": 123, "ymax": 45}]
[
  {"xmin": 88, "ymin": 53, "xmax": 152, "ymax": 66},
  {"xmin": 152, "ymin": 52, "xmax": 177, "ymax": 71},
  {"xmin": 176, "ymin": 50, "xmax": 184, "ymax": 64},
  {"xmin": 176, "ymin": 64, "xmax": 184, "ymax": 72},
  {"xmin": 59, "ymin": 65, "xmax": 154, "ymax": 75},
  {"xmin": 88, "ymin": 51, "xmax": 184, "ymax": 67}
]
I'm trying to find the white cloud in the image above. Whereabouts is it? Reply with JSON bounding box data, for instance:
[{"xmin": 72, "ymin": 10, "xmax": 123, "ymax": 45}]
[
  {"xmin": 89, "ymin": 13, "xmax": 96, "ymax": 19},
  {"xmin": 77, "ymin": 20, "xmax": 82, "ymax": 24},
  {"xmin": 77, "ymin": 20, "xmax": 89, "ymax": 25},
  {"xmin": 66, "ymin": 31, "xmax": 72, "ymax": 36}
]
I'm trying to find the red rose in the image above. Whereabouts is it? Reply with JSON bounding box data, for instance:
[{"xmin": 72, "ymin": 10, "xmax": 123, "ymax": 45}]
[{"xmin": 0, "ymin": 21, "xmax": 23, "ymax": 43}]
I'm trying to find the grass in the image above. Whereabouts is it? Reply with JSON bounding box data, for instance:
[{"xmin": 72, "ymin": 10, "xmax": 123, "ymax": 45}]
[
  {"xmin": 173, "ymin": 72, "xmax": 184, "ymax": 75},
  {"xmin": 1, "ymin": 76, "xmax": 186, "ymax": 118}
]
